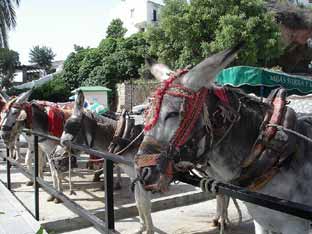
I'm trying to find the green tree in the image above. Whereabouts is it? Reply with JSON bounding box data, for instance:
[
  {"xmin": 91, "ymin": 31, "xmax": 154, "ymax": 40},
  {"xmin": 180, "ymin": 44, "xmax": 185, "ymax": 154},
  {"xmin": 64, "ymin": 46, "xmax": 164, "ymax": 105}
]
[
  {"xmin": 29, "ymin": 45, "xmax": 56, "ymax": 74},
  {"xmin": 60, "ymin": 46, "xmax": 90, "ymax": 90},
  {"xmin": 83, "ymin": 32, "xmax": 149, "ymax": 87},
  {"xmin": 0, "ymin": 0, "xmax": 20, "ymax": 48},
  {"xmin": 106, "ymin": 18, "xmax": 127, "ymax": 39},
  {"xmin": 0, "ymin": 48, "xmax": 19, "ymax": 88},
  {"xmin": 146, "ymin": 0, "xmax": 283, "ymax": 68},
  {"xmin": 30, "ymin": 74, "xmax": 71, "ymax": 102}
]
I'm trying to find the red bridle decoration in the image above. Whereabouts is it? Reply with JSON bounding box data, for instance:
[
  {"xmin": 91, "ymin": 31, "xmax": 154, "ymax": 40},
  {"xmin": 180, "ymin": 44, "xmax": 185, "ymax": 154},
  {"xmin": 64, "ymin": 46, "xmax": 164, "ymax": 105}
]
[
  {"xmin": 144, "ymin": 69, "xmax": 209, "ymax": 149},
  {"xmin": 144, "ymin": 69, "xmax": 189, "ymax": 132}
]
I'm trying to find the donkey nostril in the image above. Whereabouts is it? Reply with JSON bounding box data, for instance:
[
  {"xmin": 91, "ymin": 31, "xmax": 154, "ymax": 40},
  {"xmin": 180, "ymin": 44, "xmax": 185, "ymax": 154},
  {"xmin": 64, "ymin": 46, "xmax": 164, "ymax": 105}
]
[{"xmin": 142, "ymin": 167, "xmax": 152, "ymax": 181}]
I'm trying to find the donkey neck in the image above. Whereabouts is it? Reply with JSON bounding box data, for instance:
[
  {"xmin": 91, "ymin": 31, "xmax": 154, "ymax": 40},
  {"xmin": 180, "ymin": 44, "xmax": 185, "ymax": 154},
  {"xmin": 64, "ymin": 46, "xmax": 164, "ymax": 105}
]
[
  {"xmin": 207, "ymin": 89, "xmax": 268, "ymax": 181},
  {"xmin": 82, "ymin": 111, "xmax": 117, "ymax": 151}
]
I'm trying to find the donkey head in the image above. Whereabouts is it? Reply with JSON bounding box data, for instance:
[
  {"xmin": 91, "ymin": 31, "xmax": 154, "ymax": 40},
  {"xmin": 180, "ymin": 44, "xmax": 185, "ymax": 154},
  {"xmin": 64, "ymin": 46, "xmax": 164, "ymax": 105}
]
[
  {"xmin": 60, "ymin": 90, "xmax": 86, "ymax": 148},
  {"xmin": 136, "ymin": 46, "xmax": 242, "ymax": 193},
  {"xmin": 0, "ymin": 90, "xmax": 32, "ymax": 146}
]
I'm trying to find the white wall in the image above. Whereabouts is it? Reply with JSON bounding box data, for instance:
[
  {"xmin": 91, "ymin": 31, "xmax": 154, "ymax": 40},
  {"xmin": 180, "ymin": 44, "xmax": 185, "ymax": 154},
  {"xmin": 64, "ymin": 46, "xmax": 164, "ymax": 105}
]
[{"xmin": 119, "ymin": 0, "xmax": 163, "ymax": 35}]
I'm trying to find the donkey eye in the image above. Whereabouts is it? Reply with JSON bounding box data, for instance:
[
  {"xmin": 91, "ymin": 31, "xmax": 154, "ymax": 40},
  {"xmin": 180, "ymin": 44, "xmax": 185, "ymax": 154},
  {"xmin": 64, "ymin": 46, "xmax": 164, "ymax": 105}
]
[{"xmin": 165, "ymin": 112, "xmax": 179, "ymax": 121}]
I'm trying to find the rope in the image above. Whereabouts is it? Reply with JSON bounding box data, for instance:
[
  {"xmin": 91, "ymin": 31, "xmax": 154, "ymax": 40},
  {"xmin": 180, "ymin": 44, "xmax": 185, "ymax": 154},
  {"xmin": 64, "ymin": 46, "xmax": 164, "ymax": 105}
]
[
  {"xmin": 68, "ymin": 145, "xmax": 76, "ymax": 195},
  {"xmin": 114, "ymin": 130, "xmax": 144, "ymax": 155},
  {"xmin": 266, "ymin": 124, "xmax": 312, "ymax": 144},
  {"xmin": 87, "ymin": 129, "xmax": 144, "ymax": 164}
]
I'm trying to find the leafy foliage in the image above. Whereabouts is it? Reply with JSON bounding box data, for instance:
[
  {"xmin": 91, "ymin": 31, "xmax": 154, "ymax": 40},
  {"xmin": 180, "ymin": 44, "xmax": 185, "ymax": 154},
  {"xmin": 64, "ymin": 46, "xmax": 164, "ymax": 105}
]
[
  {"xmin": 146, "ymin": 0, "xmax": 283, "ymax": 68},
  {"xmin": 0, "ymin": 0, "xmax": 20, "ymax": 48},
  {"xmin": 0, "ymin": 48, "xmax": 20, "ymax": 88},
  {"xmin": 29, "ymin": 45, "xmax": 56, "ymax": 73},
  {"xmin": 106, "ymin": 18, "xmax": 127, "ymax": 39},
  {"xmin": 30, "ymin": 74, "xmax": 71, "ymax": 102},
  {"xmin": 60, "ymin": 46, "xmax": 90, "ymax": 90},
  {"xmin": 83, "ymin": 32, "xmax": 149, "ymax": 88}
]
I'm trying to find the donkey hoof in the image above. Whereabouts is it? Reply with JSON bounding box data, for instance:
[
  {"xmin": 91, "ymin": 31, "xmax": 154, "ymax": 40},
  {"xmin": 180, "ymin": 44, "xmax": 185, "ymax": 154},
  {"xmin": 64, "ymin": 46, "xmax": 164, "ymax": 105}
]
[
  {"xmin": 114, "ymin": 183, "xmax": 122, "ymax": 190},
  {"xmin": 212, "ymin": 219, "xmax": 219, "ymax": 227},
  {"xmin": 25, "ymin": 181, "xmax": 34, "ymax": 186},
  {"xmin": 92, "ymin": 175, "xmax": 101, "ymax": 182},
  {"xmin": 47, "ymin": 195, "xmax": 55, "ymax": 202},
  {"xmin": 54, "ymin": 198, "xmax": 63, "ymax": 204}
]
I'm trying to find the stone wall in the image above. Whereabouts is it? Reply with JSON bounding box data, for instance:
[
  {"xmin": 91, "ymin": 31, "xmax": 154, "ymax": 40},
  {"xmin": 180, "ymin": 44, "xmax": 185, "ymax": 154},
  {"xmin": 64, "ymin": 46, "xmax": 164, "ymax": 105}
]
[{"xmin": 116, "ymin": 80, "xmax": 159, "ymax": 112}]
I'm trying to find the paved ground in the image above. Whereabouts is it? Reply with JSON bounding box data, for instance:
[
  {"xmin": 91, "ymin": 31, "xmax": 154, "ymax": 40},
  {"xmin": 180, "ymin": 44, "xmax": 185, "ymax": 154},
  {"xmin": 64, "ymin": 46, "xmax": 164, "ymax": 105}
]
[
  {"xmin": 64, "ymin": 199, "xmax": 254, "ymax": 234},
  {"xmin": 0, "ymin": 180, "xmax": 47, "ymax": 234}
]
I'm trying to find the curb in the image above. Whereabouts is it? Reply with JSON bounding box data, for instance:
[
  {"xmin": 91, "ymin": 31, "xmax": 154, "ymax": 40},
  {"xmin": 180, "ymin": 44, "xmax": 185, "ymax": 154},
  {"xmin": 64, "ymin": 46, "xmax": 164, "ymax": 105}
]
[{"xmin": 42, "ymin": 190, "xmax": 214, "ymax": 233}]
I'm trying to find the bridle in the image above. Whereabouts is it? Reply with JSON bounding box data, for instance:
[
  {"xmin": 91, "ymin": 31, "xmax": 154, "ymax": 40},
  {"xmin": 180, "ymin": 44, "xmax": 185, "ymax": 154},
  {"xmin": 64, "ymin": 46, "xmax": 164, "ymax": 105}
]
[
  {"xmin": 135, "ymin": 69, "xmax": 241, "ymax": 191},
  {"xmin": 1, "ymin": 100, "xmax": 32, "ymax": 131}
]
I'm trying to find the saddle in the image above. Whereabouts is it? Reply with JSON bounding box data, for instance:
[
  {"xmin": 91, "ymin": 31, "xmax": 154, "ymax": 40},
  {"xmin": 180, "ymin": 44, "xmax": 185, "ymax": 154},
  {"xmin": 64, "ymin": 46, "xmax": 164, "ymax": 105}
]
[
  {"xmin": 108, "ymin": 110, "xmax": 139, "ymax": 154},
  {"xmin": 236, "ymin": 88, "xmax": 298, "ymax": 191},
  {"xmin": 46, "ymin": 106, "xmax": 65, "ymax": 137}
]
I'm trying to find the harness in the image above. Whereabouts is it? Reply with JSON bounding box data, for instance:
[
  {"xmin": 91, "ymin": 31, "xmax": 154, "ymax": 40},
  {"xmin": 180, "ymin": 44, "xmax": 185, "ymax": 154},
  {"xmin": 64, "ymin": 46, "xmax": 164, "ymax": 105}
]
[
  {"xmin": 234, "ymin": 88, "xmax": 297, "ymax": 191},
  {"xmin": 2, "ymin": 100, "xmax": 33, "ymax": 130},
  {"xmin": 136, "ymin": 68, "xmax": 298, "ymax": 192},
  {"xmin": 135, "ymin": 70, "xmax": 236, "ymax": 187}
]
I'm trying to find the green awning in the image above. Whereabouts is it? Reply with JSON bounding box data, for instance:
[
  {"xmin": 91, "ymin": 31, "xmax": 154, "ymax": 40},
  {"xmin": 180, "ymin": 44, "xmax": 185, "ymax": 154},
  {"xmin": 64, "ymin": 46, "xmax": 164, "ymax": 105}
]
[{"xmin": 216, "ymin": 66, "xmax": 312, "ymax": 97}]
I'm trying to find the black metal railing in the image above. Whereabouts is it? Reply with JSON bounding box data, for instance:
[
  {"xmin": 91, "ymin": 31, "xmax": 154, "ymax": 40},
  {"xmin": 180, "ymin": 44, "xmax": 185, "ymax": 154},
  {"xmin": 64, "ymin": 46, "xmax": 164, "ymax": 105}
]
[
  {"xmin": 1, "ymin": 129, "xmax": 134, "ymax": 234},
  {"xmin": 1, "ymin": 129, "xmax": 312, "ymax": 234}
]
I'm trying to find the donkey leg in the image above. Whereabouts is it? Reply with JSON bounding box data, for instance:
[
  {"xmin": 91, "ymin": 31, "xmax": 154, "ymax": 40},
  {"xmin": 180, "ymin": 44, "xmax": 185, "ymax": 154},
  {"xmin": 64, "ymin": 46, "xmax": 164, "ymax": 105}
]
[
  {"xmin": 53, "ymin": 172, "xmax": 63, "ymax": 204},
  {"xmin": 93, "ymin": 169, "xmax": 103, "ymax": 182},
  {"xmin": 45, "ymin": 152, "xmax": 58, "ymax": 202},
  {"xmin": 14, "ymin": 139, "xmax": 21, "ymax": 161},
  {"xmin": 114, "ymin": 166, "xmax": 122, "ymax": 190},
  {"xmin": 212, "ymin": 195, "xmax": 223, "ymax": 227},
  {"xmin": 254, "ymin": 220, "xmax": 270, "ymax": 234},
  {"xmin": 134, "ymin": 182, "xmax": 154, "ymax": 234},
  {"xmin": 25, "ymin": 148, "xmax": 34, "ymax": 186}
]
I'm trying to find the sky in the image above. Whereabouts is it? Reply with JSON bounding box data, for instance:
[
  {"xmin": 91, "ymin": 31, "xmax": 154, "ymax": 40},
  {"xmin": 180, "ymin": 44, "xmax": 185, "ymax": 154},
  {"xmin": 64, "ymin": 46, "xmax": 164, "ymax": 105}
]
[{"xmin": 8, "ymin": 0, "xmax": 125, "ymax": 64}]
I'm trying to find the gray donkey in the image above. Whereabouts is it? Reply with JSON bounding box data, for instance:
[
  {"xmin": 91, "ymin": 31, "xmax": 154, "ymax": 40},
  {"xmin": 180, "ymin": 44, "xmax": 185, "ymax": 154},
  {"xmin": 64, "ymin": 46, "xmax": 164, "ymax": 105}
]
[
  {"xmin": 59, "ymin": 90, "xmax": 154, "ymax": 234},
  {"xmin": 135, "ymin": 46, "xmax": 312, "ymax": 234},
  {"xmin": 60, "ymin": 90, "xmax": 241, "ymax": 234}
]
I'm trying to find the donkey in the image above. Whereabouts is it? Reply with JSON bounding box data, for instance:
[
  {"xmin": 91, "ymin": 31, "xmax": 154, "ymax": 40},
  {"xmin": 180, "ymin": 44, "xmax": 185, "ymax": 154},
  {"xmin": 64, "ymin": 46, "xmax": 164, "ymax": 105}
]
[
  {"xmin": 59, "ymin": 90, "xmax": 154, "ymax": 234},
  {"xmin": 135, "ymin": 46, "xmax": 312, "ymax": 234},
  {"xmin": 0, "ymin": 91, "xmax": 74, "ymax": 203},
  {"xmin": 0, "ymin": 91, "xmax": 40, "ymax": 186}
]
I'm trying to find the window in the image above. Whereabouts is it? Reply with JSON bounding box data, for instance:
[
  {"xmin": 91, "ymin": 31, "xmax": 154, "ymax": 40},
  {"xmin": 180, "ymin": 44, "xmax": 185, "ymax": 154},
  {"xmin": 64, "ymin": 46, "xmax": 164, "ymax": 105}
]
[
  {"xmin": 152, "ymin": 9, "xmax": 157, "ymax": 21},
  {"xmin": 130, "ymin": 8, "xmax": 135, "ymax": 18}
]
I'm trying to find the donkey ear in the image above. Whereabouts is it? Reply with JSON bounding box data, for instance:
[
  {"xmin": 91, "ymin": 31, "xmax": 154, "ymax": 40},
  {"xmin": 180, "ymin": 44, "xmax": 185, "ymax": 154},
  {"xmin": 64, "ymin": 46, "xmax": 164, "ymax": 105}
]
[
  {"xmin": 0, "ymin": 90, "xmax": 10, "ymax": 102},
  {"xmin": 145, "ymin": 57, "xmax": 173, "ymax": 82},
  {"xmin": 181, "ymin": 44, "xmax": 243, "ymax": 91},
  {"xmin": 17, "ymin": 110, "xmax": 27, "ymax": 121},
  {"xmin": 16, "ymin": 89, "xmax": 32, "ymax": 104},
  {"xmin": 73, "ymin": 90, "xmax": 84, "ymax": 117}
]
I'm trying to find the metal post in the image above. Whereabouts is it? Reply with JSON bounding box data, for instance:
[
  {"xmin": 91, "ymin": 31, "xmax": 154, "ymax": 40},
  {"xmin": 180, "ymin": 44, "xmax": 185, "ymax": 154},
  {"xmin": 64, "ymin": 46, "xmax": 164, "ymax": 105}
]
[
  {"xmin": 104, "ymin": 159, "xmax": 115, "ymax": 232},
  {"xmin": 34, "ymin": 135, "xmax": 39, "ymax": 220},
  {"xmin": 6, "ymin": 148, "xmax": 11, "ymax": 190}
]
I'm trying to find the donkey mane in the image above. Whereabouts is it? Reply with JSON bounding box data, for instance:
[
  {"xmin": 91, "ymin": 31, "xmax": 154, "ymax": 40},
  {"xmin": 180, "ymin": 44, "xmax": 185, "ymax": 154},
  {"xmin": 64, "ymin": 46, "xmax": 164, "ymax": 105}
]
[{"xmin": 83, "ymin": 110, "xmax": 117, "ymax": 129}]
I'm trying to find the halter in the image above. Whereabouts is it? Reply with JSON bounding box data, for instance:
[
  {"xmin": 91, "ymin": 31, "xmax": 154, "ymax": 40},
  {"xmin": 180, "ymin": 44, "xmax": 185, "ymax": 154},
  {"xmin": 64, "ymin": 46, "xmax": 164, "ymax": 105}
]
[
  {"xmin": 1, "ymin": 99, "xmax": 33, "ymax": 130},
  {"xmin": 136, "ymin": 69, "xmax": 235, "ymax": 190}
]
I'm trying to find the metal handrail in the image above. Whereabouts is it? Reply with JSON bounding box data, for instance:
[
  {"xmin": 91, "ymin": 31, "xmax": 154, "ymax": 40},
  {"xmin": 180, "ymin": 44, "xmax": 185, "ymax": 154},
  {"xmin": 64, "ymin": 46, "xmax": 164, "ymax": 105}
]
[
  {"xmin": 22, "ymin": 129, "xmax": 133, "ymax": 166},
  {"xmin": 3, "ymin": 129, "xmax": 122, "ymax": 233}
]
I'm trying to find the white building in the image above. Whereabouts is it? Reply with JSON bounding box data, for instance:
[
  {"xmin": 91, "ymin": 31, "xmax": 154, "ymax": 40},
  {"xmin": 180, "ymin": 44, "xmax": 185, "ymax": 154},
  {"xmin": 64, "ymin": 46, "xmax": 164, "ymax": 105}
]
[
  {"xmin": 289, "ymin": 0, "xmax": 312, "ymax": 6},
  {"xmin": 120, "ymin": 0, "xmax": 164, "ymax": 35}
]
